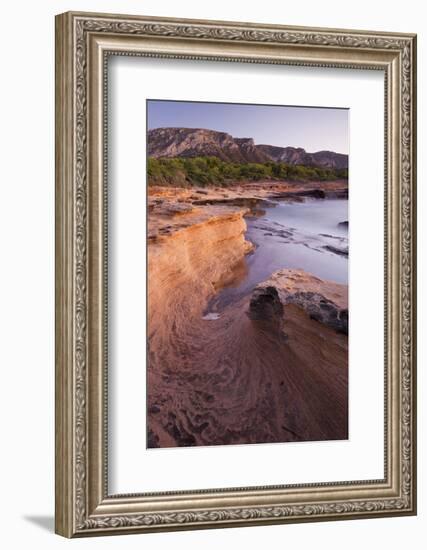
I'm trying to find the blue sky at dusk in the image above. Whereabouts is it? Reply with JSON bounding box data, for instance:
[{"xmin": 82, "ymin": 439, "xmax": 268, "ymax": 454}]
[{"xmin": 147, "ymin": 100, "xmax": 349, "ymax": 155}]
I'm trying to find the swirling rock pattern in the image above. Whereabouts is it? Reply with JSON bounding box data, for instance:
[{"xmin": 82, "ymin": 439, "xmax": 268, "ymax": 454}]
[{"xmin": 147, "ymin": 208, "xmax": 348, "ymax": 448}]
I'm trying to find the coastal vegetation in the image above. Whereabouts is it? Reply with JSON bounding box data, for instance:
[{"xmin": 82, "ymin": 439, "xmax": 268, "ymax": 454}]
[{"xmin": 147, "ymin": 156, "xmax": 349, "ymax": 187}]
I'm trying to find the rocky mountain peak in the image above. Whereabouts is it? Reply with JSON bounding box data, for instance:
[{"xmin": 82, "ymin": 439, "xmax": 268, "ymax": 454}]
[{"xmin": 148, "ymin": 127, "xmax": 348, "ymax": 169}]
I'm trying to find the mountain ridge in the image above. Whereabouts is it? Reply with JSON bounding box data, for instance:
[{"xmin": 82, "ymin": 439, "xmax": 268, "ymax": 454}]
[{"xmin": 148, "ymin": 127, "xmax": 348, "ymax": 169}]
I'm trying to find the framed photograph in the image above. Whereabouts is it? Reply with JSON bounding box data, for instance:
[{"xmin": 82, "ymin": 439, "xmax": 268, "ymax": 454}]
[{"xmin": 55, "ymin": 11, "xmax": 417, "ymax": 537}]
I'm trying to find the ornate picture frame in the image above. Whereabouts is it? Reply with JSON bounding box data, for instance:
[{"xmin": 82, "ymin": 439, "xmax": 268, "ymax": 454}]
[{"xmin": 55, "ymin": 11, "xmax": 417, "ymax": 537}]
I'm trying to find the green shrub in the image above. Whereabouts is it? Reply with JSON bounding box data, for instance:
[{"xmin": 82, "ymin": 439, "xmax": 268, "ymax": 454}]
[{"xmin": 147, "ymin": 156, "xmax": 348, "ymax": 187}]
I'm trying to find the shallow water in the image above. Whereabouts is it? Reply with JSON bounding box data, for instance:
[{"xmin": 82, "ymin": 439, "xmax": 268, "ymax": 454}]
[{"xmin": 206, "ymin": 198, "xmax": 348, "ymax": 315}]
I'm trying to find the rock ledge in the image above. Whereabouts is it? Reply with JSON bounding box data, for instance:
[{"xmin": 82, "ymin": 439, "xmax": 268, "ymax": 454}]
[{"xmin": 249, "ymin": 269, "xmax": 348, "ymax": 334}]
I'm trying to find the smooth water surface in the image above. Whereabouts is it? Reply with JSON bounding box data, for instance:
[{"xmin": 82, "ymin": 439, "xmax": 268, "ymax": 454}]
[{"xmin": 206, "ymin": 198, "xmax": 348, "ymax": 315}]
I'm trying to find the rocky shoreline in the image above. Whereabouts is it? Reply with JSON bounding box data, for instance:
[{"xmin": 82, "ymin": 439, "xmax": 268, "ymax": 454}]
[
  {"xmin": 249, "ymin": 269, "xmax": 348, "ymax": 334},
  {"xmin": 147, "ymin": 180, "xmax": 348, "ymax": 448}
]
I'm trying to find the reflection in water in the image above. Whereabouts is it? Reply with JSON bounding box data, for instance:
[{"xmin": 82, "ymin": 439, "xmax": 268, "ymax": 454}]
[{"xmin": 205, "ymin": 198, "xmax": 348, "ymax": 316}]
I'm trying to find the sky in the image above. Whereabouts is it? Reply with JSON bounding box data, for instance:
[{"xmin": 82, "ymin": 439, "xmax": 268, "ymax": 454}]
[{"xmin": 147, "ymin": 100, "xmax": 349, "ymax": 155}]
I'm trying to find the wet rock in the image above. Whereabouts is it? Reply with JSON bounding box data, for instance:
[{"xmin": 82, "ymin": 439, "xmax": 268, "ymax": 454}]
[
  {"xmin": 324, "ymin": 189, "xmax": 348, "ymax": 199},
  {"xmin": 319, "ymin": 233, "xmax": 344, "ymax": 239},
  {"xmin": 323, "ymin": 244, "xmax": 348, "ymax": 257},
  {"xmin": 275, "ymin": 189, "xmax": 326, "ymax": 200},
  {"xmin": 292, "ymin": 291, "xmax": 348, "ymax": 334},
  {"xmin": 248, "ymin": 269, "xmax": 348, "ymax": 334},
  {"xmin": 248, "ymin": 286, "xmax": 284, "ymax": 322}
]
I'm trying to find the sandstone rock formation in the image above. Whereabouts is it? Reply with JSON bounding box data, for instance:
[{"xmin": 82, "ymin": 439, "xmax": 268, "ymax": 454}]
[
  {"xmin": 249, "ymin": 269, "xmax": 348, "ymax": 334},
  {"xmin": 147, "ymin": 190, "xmax": 349, "ymax": 448}
]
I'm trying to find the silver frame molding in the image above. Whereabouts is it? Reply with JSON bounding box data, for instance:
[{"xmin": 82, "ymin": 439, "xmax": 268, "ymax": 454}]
[{"xmin": 55, "ymin": 11, "xmax": 417, "ymax": 538}]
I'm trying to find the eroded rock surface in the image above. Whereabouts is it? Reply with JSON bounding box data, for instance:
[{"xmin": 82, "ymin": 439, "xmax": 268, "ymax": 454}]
[
  {"xmin": 147, "ymin": 188, "xmax": 349, "ymax": 448},
  {"xmin": 249, "ymin": 269, "xmax": 348, "ymax": 334}
]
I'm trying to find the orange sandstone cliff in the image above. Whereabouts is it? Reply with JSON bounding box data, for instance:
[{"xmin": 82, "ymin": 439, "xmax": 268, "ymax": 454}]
[{"xmin": 147, "ymin": 191, "xmax": 348, "ymax": 448}]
